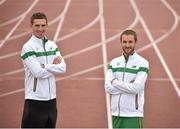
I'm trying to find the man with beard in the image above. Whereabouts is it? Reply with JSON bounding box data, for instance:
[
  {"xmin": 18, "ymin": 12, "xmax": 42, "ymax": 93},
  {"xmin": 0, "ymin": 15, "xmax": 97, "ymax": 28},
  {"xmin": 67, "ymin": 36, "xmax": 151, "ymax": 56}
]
[{"xmin": 105, "ymin": 29, "xmax": 149, "ymax": 128}]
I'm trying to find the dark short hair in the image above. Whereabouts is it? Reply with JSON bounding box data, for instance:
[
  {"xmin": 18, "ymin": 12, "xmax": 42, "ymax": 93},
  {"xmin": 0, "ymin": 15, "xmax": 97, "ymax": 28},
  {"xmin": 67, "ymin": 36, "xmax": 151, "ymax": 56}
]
[
  {"xmin": 30, "ymin": 12, "xmax": 48, "ymax": 25},
  {"xmin": 120, "ymin": 29, "xmax": 137, "ymax": 42}
]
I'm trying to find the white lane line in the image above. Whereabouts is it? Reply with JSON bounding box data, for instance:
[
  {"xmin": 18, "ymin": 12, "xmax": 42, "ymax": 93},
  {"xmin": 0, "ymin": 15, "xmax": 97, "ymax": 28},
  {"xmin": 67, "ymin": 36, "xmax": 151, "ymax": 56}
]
[
  {"xmin": 136, "ymin": 1, "xmax": 178, "ymax": 53},
  {"xmin": 0, "ymin": 0, "xmax": 39, "ymax": 50},
  {"xmin": 99, "ymin": 0, "xmax": 107, "ymax": 75},
  {"xmin": 0, "ymin": 69, "xmax": 24, "ymax": 77},
  {"xmin": 0, "ymin": 51, "xmax": 20, "ymax": 60},
  {"xmin": 0, "ymin": 15, "xmax": 21, "ymax": 27},
  {"xmin": 0, "ymin": 0, "xmax": 32, "ymax": 28},
  {"xmin": 99, "ymin": 0, "xmax": 112, "ymax": 128},
  {"xmin": 53, "ymin": 0, "xmax": 71, "ymax": 42},
  {"xmin": 160, "ymin": 0, "xmax": 180, "ymax": 98},
  {"xmin": 0, "ymin": 89, "xmax": 24, "ymax": 98},
  {"xmin": 0, "ymin": 0, "xmax": 6, "ymax": 5},
  {"xmin": 132, "ymin": 0, "xmax": 180, "ymax": 98},
  {"xmin": 56, "ymin": 13, "xmax": 101, "ymax": 42}
]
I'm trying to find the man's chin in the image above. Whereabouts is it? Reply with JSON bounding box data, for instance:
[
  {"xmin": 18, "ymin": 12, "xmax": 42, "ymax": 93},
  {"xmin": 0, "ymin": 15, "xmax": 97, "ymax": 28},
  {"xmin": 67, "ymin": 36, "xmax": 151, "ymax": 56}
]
[
  {"xmin": 124, "ymin": 50, "xmax": 134, "ymax": 56},
  {"xmin": 35, "ymin": 35, "xmax": 44, "ymax": 39}
]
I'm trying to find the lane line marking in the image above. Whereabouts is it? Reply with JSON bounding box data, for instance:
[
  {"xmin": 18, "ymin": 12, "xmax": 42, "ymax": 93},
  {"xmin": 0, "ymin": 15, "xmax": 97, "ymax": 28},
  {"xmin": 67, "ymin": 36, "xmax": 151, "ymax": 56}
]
[
  {"xmin": 0, "ymin": 0, "xmax": 39, "ymax": 50},
  {"xmin": 0, "ymin": 69, "xmax": 24, "ymax": 76},
  {"xmin": 0, "ymin": 0, "xmax": 6, "ymax": 5},
  {"xmin": 56, "ymin": 13, "xmax": 101, "ymax": 42},
  {"xmin": 53, "ymin": 0, "xmax": 71, "ymax": 42},
  {"xmin": 99, "ymin": 0, "xmax": 112, "ymax": 128},
  {"xmin": 159, "ymin": 0, "xmax": 180, "ymax": 98},
  {"xmin": 0, "ymin": 14, "xmax": 22, "ymax": 28},
  {"xmin": 0, "ymin": 1, "xmax": 28, "ymax": 28},
  {"xmin": 0, "ymin": 89, "xmax": 24, "ymax": 98}
]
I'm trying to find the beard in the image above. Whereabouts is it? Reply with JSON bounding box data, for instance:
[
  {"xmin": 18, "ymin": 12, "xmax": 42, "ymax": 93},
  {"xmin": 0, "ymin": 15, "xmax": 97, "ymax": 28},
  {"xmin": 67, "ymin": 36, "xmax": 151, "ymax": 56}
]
[{"xmin": 123, "ymin": 47, "xmax": 135, "ymax": 56}]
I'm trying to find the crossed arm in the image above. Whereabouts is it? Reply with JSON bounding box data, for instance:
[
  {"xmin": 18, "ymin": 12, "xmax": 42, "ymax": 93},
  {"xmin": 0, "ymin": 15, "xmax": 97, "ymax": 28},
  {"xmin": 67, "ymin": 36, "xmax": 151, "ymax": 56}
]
[{"xmin": 105, "ymin": 68, "xmax": 148, "ymax": 95}]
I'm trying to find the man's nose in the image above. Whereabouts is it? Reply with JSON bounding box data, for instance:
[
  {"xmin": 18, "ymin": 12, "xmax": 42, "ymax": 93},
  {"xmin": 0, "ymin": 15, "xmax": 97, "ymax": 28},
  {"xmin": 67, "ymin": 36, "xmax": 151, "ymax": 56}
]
[
  {"xmin": 125, "ymin": 43, "xmax": 130, "ymax": 47},
  {"xmin": 37, "ymin": 26, "xmax": 45, "ymax": 31}
]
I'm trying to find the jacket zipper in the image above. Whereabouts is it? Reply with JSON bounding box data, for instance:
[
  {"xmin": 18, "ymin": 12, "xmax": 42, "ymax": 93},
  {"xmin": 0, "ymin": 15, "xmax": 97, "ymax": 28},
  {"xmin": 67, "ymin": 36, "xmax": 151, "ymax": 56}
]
[
  {"xmin": 118, "ymin": 56, "xmax": 128, "ymax": 116},
  {"xmin": 43, "ymin": 41, "xmax": 51, "ymax": 100}
]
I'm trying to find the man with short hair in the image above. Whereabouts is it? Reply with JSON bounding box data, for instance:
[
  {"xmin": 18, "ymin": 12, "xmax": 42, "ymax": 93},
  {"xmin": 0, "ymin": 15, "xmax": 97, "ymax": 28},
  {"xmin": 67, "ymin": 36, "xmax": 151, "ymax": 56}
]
[
  {"xmin": 105, "ymin": 29, "xmax": 149, "ymax": 128},
  {"xmin": 21, "ymin": 12, "xmax": 66, "ymax": 128}
]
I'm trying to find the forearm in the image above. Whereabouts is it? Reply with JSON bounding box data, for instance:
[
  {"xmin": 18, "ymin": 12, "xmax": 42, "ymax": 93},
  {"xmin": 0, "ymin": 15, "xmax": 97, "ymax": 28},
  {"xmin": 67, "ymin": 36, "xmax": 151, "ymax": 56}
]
[
  {"xmin": 104, "ymin": 69, "xmax": 123, "ymax": 94},
  {"xmin": 45, "ymin": 59, "xmax": 66, "ymax": 74},
  {"xmin": 105, "ymin": 81, "xmax": 123, "ymax": 94},
  {"xmin": 112, "ymin": 74, "xmax": 148, "ymax": 94}
]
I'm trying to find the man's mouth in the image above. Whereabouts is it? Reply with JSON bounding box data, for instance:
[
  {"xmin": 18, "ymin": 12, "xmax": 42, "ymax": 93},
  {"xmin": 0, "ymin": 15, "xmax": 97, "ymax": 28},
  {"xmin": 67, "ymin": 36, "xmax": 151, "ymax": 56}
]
[{"xmin": 125, "ymin": 48, "xmax": 131, "ymax": 51}]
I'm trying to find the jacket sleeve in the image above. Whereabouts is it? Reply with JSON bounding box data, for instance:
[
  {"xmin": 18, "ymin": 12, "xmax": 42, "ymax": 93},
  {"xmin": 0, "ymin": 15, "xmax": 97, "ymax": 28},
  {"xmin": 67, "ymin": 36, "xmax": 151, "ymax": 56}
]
[
  {"xmin": 113, "ymin": 61, "xmax": 149, "ymax": 94},
  {"xmin": 45, "ymin": 58, "xmax": 66, "ymax": 74},
  {"xmin": 21, "ymin": 44, "xmax": 53, "ymax": 78},
  {"xmin": 104, "ymin": 64, "xmax": 123, "ymax": 94},
  {"xmin": 45, "ymin": 48, "xmax": 66, "ymax": 74}
]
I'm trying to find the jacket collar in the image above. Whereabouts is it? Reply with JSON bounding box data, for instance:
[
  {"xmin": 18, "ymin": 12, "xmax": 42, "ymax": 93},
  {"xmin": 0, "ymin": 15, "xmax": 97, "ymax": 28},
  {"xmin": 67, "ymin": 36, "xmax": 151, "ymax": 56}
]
[
  {"xmin": 31, "ymin": 35, "xmax": 48, "ymax": 45},
  {"xmin": 123, "ymin": 51, "xmax": 137, "ymax": 62},
  {"xmin": 31, "ymin": 34, "xmax": 43, "ymax": 44}
]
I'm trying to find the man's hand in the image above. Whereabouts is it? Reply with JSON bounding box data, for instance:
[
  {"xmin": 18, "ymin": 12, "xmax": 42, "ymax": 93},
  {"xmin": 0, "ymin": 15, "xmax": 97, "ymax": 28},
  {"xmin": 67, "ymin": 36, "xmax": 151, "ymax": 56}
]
[
  {"xmin": 111, "ymin": 78, "xmax": 120, "ymax": 86},
  {"xmin": 41, "ymin": 64, "xmax": 45, "ymax": 68},
  {"xmin": 130, "ymin": 80, "xmax": 135, "ymax": 83},
  {"xmin": 53, "ymin": 56, "xmax": 62, "ymax": 64}
]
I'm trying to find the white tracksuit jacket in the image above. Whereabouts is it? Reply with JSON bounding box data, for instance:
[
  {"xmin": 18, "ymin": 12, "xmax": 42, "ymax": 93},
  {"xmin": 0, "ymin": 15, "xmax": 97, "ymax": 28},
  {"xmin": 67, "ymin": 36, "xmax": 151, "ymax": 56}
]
[
  {"xmin": 105, "ymin": 52, "xmax": 149, "ymax": 117},
  {"xmin": 21, "ymin": 35, "xmax": 66, "ymax": 101}
]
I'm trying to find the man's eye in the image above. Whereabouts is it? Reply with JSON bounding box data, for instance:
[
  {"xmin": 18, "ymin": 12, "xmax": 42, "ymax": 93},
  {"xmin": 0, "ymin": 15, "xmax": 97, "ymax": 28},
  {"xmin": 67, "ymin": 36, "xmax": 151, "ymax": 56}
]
[
  {"xmin": 122, "ymin": 41, "xmax": 127, "ymax": 43},
  {"xmin": 35, "ymin": 25, "xmax": 40, "ymax": 27},
  {"xmin": 34, "ymin": 24, "xmax": 46, "ymax": 27}
]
